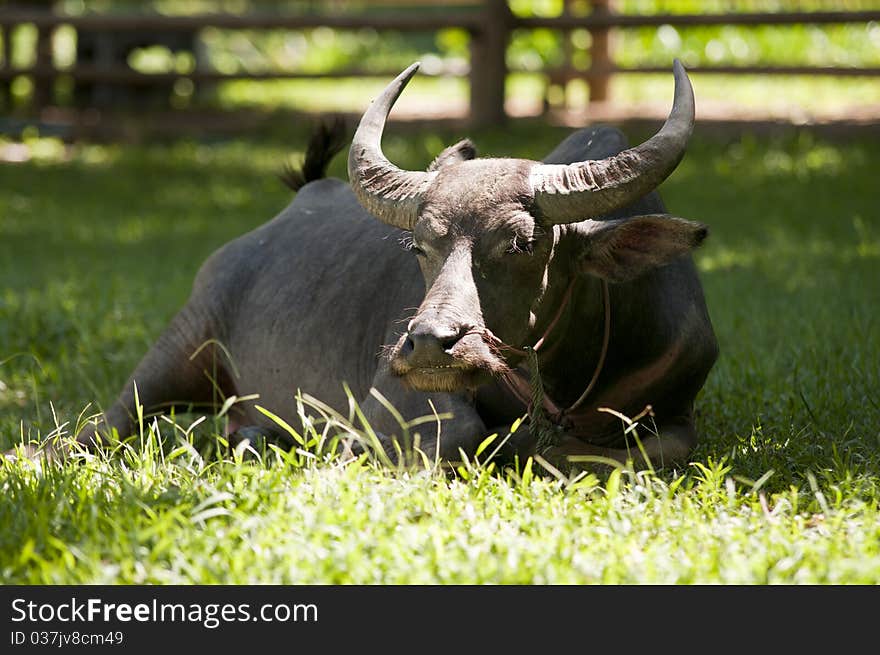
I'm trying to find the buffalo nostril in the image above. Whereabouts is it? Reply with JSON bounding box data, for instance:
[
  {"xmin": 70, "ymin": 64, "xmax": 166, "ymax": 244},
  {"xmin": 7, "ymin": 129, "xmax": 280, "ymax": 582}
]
[
  {"xmin": 425, "ymin": 325, "xmax": 463, "ymax": 352},
  {"xmin": 436, "ymin": 331, "xmax": 462, "ymax": 351},
  {"xmin": 406, "ymin": 324, "xmax": 464, "ymax": 359}
]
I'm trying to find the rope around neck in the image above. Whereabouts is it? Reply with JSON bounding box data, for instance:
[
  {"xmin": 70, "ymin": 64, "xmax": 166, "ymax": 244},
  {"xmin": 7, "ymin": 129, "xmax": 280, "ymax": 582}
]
[
  {"xmin": 497, "ymin": 278, "xmax": 611, "ymax": 447},
  {"xmin": 561, "ymin": 278, "xmax": 611, "ymax": 416}
]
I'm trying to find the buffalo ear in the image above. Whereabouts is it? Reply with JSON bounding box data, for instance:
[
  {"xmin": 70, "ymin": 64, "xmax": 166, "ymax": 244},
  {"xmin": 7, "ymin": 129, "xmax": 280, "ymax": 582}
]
[
  {"xmin": 427, "ymin": 139, "xmax": 477, "ymax": 172},
  {"xmin": 576, "ymin": 214, "xmax": 708, "ymax": 283}
]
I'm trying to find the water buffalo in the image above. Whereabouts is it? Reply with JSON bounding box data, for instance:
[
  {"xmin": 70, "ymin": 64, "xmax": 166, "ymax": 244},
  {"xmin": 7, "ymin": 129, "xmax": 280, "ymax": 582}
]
[{"xmin": 69, "ymin": 60, "xmax": 717, "ymax": 469}]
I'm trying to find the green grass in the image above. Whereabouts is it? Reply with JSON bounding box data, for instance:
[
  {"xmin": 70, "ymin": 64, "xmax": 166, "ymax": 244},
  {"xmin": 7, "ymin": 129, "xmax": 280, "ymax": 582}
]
[
  {"xmin": 1, "ymin": 122, "xmax": 879, "ymax": 583},
  {"xmin": 210, "ymin": 72, "xmax": 880, "ymax": 118}
]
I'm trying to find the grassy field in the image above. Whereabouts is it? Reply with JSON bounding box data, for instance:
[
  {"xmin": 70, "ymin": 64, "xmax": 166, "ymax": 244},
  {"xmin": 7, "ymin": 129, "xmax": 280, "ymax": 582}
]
[{"xmin": 1, "ymin": 119, "xmax": 879, "ymax": 583}]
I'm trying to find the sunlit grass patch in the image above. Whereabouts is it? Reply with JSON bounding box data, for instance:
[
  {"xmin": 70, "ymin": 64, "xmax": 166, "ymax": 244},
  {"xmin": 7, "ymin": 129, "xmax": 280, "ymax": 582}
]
[
  {"xmin": 217, "ymin": 75, "xmax": 470, "ymax": 116},
  {"xmin": 3, "ymin": 407, "xmax": 879, "ymax": 584}
]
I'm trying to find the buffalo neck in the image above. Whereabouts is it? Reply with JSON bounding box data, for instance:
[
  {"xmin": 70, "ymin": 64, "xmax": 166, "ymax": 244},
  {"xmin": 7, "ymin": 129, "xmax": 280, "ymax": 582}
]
[{"xmin": 528, "ymin": 274, "xmax": 610, "ymax": 411}]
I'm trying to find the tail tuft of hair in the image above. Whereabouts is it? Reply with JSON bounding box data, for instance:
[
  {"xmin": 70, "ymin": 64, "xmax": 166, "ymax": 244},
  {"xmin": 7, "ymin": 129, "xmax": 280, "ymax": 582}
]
[{"xmin": 280, "ymin": 116, "xmax": 348, "ymax": 192}]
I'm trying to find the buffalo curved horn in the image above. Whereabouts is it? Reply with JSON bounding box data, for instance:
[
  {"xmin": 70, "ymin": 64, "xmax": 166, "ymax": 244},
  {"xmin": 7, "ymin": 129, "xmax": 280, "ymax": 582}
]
[
  {"xmin": 530, "ymin": 59, "xmax": 695, "ymax": 225},
  {"xmin": 348, "ymin": 62, "xmax": 436, "ymax": 231}
]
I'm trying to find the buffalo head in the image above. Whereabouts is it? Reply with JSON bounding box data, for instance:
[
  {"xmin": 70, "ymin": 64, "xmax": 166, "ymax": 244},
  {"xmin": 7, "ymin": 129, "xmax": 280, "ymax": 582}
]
[{"xmin": 348, "ymin": 61, "xmax": 707, "ymax": 393}]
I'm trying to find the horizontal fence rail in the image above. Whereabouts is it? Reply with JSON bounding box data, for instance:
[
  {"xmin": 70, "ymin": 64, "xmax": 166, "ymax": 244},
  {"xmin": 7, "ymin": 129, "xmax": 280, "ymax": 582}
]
[
  {"xmin": 0, "ymin": 66, "xmax": 464, "ymax": 82},
  {"xmin": 0, "ymin": 12, "xmax": 486, "ymax": 31},
  {"xmin": 2, "ymin": 2, "xmax": 879, "ymax": 126},
  {"xmin": 516, "ymin": 10, "xmax": 880, "ymax": 28},
  {"xmin": 3, "ymin": 9, "xmax": 880, "ymax": 30}
]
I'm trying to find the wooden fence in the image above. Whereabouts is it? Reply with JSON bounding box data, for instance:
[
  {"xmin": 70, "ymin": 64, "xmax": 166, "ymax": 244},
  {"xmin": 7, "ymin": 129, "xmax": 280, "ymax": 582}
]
[{"xmin": 1, "ymin": 1, "xmax": 879, "ymax": 126}]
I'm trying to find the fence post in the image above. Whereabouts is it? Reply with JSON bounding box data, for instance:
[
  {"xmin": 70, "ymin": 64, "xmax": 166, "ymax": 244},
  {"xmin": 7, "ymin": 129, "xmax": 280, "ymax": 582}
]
[
  {"xmin": 469, "ymin": 0, "xmax": 510, "ymax": 127},
  {"xmin": 2, "ymin": 24, "xmax": 11, "ymax": 106},
  {"xmin": 588, "ymin": 0, "xmax": 613, "ymax": 103},
  {"xmin": 33, "ymin": 22, "xmax": 53, "ymax": 112}
]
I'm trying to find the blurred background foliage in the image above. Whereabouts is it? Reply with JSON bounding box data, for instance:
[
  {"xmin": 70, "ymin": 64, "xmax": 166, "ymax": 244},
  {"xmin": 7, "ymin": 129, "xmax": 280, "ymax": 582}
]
[{"xmin": 2, "ymin": 0, "xmax": 879, "ymax": 116}]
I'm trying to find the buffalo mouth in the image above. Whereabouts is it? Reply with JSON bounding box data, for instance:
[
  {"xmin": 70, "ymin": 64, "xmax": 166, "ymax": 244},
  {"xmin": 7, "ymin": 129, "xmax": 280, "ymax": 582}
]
[
  {"xmin": 401, "ymin": 366, "xmax": 486, "ymax": 393},
  {"xmin": 386, "ymin": 331, "xmax": 511, "ymax": 393}
]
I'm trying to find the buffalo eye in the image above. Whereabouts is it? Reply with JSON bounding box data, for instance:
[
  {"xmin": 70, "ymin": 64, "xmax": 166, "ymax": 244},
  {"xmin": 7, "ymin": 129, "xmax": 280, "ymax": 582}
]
[
  {"xmin": 400, "ymin": 234, "xmax": 426, "ymax": 257},
  {"xmin": 506, "ymin": 236, "xmax": 534, "ymax": 255}
]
